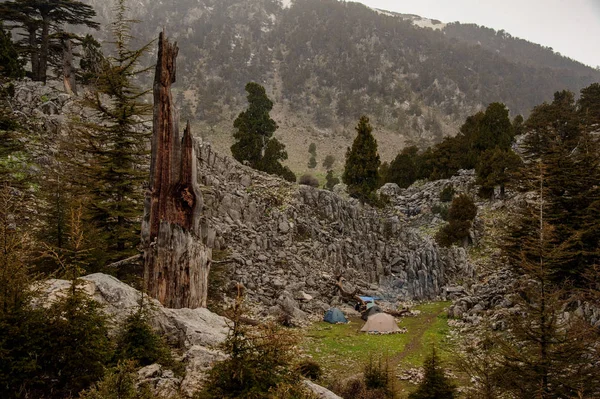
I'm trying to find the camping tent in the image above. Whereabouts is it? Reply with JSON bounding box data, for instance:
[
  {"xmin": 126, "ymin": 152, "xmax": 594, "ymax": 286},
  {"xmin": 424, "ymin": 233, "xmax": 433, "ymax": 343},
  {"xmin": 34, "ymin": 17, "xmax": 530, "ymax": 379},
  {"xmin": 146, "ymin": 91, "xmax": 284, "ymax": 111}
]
[
  {"xmin": 324, "ymin": 308, "xmax": 348, "ymax": 324},
  {"xmin": 361, "ymin": 305, "xmax": 383, "ymax": 321},
  {"xmin": 360, "ymin": 313, "xmax": 401, "ymax": 333}
]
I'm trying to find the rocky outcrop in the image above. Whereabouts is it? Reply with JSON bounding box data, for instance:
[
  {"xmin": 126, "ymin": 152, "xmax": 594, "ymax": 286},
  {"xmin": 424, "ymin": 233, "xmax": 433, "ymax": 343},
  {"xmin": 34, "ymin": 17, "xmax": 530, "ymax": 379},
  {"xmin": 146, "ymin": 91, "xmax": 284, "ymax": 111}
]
[
  {"xmin": 36, "ymin": 273, "xmax": 229, "ymax": 397},
  {"xmin": 193, "ymin": 142, "xmax": 473, "ymax": 316}
]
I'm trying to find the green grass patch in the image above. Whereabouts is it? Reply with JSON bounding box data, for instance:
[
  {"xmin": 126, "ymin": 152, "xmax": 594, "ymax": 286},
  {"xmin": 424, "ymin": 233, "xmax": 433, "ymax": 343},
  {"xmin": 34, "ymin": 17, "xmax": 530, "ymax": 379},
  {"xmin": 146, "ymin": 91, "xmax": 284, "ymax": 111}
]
[{"xmin": 300, "ymin": 302, "xmax": 453, "ymax": 380}]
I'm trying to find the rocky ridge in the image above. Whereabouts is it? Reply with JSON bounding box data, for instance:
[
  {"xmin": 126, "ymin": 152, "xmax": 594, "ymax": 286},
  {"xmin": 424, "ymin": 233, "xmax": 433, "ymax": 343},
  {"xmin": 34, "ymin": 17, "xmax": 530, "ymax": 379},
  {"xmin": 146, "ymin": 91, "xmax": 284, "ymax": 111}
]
[{"xmin": 194, "ymin": 141, "xmax": 474, "ymax": 320}]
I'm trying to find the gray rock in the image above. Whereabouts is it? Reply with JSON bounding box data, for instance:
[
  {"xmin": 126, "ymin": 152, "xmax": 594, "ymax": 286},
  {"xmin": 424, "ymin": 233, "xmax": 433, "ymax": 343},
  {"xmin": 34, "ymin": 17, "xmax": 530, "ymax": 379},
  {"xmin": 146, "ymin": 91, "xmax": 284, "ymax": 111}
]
[{"xmin": 303, "ymin": 380, "xmax": 343, "ymax": 399}]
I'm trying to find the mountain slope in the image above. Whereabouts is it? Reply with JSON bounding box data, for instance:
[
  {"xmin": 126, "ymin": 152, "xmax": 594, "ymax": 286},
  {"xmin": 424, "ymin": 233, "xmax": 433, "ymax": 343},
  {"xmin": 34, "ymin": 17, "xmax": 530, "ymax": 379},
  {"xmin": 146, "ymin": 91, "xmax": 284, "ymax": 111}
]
[{"xmin": 81, "ymin": 0, "xmax": 600, "ymax": 172}]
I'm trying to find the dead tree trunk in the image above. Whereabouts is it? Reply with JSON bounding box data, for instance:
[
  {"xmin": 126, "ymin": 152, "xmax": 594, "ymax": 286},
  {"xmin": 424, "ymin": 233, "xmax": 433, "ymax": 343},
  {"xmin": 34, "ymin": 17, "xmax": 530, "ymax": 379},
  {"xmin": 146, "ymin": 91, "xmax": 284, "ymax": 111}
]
[
  {"xmin": 142, "ymin": 32, "xmax": 211, "ymax": 309},
  {"xmin": 62, "ymin": 38, "xmax": 77, "ymax": 95}
]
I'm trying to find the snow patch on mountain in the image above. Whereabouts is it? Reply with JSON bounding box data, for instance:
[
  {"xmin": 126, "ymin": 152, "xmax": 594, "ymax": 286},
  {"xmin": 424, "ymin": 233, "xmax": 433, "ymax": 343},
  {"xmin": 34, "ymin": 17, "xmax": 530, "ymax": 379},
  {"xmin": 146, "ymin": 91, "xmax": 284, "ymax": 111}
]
[{"xmin": 279, "ymin": 0, "xmax": 293, "ymax": 9}]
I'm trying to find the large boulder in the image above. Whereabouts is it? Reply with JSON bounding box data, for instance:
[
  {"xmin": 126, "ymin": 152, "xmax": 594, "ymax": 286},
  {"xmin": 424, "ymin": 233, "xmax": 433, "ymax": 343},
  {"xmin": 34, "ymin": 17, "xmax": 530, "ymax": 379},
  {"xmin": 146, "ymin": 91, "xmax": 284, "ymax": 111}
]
[{"xmin": 36, "ymin": 273, "xmax": 230, "ymax": 349}]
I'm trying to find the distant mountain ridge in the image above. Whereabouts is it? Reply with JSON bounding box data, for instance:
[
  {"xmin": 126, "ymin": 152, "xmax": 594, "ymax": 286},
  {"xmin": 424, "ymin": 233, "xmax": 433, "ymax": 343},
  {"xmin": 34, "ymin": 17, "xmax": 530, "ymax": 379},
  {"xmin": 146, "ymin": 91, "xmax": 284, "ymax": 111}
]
[{"xmin": 80, "ymin": 0, "xmax": 600, "ymax": 171}]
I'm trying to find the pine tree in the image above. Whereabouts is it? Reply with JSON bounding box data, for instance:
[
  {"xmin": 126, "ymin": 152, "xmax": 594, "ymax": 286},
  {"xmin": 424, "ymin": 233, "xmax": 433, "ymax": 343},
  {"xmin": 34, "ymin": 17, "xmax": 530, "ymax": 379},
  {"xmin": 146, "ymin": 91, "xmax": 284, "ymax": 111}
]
[
  {"xmin": 75, "ymin": 0, "xmax": 151, "ymax": 267},
  {"xmin": 496, "ymin": 162, "xmax": 600, "ymax": 398},
  {"xmin": 409, "ymin": 346, "xmax": 456, "ymax": 399},
  {"xmin": 0, "ymin": 22, "xmax": 24, "ymax": 79},
  {"xmin": 0, "ymin": 0, "xmax": 99, "ymax": 82},
  {"xmin": 386, "ymin": 145, "xmax": 420, "ymax": 188},
  {"xmin": 578, "ymin": 82, "xmax": 600, "ymax": 130},
  {"xmin": 343, "ymin": 115, "xmax": 380, "ymax": 202},
  {"xmin": 475, "ymin": 147, "xmax": 522, "ymax": 199},
  {"xmin": 231, "ymin": 82, "xmax": 295, "ymax": 181}
]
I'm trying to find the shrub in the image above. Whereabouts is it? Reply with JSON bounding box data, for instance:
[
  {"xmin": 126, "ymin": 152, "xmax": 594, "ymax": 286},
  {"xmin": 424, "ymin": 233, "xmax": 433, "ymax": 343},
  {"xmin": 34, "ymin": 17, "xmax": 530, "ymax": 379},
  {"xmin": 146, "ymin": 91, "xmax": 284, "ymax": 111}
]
[
  {"xmin": 114, "ymin": 302, "xmax": 176, "ymax": 371},
  {"xmin": 324, "ymin": 170, "xmax": 340, "ymax": 190},
  {"xmin": 299, "ymin": 174, "xmax": 319, "ymax": 187},
  {"xmin": 198, "ymin": 297, "xmax": 308, "ymax": 399},
  {"xmin": 431, "ymin": 204, "xmax": 449, "ymax": 221},
  {"xmin": 409, "ymin": 347, "xmax": 456, "ymax": 399},
  {"xmin": 331, "ymin": 356, "xmax": 395, "ymax": 399},
  {"xmin": 439, "ymin": 185, "xmax": 455, "ymax": 202},
  {"xmin": 296, "ymin": 360, "xmax": 322, "ymax": 381}
]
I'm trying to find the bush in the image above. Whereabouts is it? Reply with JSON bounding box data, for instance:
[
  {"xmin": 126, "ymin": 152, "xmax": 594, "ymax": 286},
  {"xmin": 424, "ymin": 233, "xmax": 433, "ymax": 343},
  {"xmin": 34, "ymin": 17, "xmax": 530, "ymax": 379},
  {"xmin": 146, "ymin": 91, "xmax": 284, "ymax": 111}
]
[
  {"xmin": 324, "ymin": 170, "xmax": 340, "ymax": 190},
  {"xmin": 299, "ymin": 174, "xmax": 319, "ymax": 187},
  {"xmin": 431, "ymin": 204, "xmax": 449, "ymax": 221},
  {"xmin": 331, "ymin": 356, "xmax": 395, "ymax": 399},
  {"xmin": 114, "ymin": 302, "xmax": 177, "ymax": 371},
  {"xmin": 79, "ymin": 361, "xmax": 155, "ymax": 399},
  {"xmin": 439, "ymin": 185, "xmax": 455, "ymax": 202},
  {"xmin": 198, "ymin": 297, "xmax": 307, "ymax": 399},
  {"xmin": 296, "ymin": 360, "xmax": 322, "ymax": 381},
  {"xmin": 409, "ymin": 347, "xmax": 456, "ymax": 399}
]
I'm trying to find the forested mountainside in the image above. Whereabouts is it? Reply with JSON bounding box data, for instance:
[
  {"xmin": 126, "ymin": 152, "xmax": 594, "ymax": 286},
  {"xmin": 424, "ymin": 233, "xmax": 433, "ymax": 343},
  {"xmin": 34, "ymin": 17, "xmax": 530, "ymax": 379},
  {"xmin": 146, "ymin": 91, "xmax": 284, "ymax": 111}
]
[{"xmin": 82, "ymin": 0, "xmax": 600, "ymax": 148}]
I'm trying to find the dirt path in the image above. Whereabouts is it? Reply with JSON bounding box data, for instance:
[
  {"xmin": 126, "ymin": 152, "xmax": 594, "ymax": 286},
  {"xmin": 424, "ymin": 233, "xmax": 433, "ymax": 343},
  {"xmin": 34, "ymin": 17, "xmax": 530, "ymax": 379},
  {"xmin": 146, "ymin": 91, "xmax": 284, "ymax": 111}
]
[{"xmin": 391, "ymin": 309, "xmax": 441, "ymax": 366}]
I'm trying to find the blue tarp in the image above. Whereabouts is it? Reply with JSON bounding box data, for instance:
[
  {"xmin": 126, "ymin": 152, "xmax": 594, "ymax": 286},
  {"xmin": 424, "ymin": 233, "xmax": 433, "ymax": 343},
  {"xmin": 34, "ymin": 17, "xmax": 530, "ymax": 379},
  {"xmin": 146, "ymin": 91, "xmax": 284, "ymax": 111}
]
[
  {"xmin": 358, "ymin": 296, "xmax": 381, "ymax": 302},
  {"xmin": 324, "ymin": 308, "xmax": 348, "ymax": 324}
]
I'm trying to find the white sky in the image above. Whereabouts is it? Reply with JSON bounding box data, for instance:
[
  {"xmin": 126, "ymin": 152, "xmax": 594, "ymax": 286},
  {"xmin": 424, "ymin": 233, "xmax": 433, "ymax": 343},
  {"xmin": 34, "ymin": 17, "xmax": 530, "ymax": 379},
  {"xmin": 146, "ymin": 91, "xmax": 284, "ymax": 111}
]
[{"xmin": 353, "ymin": 0, "xmax": 600, "ymax": 69}]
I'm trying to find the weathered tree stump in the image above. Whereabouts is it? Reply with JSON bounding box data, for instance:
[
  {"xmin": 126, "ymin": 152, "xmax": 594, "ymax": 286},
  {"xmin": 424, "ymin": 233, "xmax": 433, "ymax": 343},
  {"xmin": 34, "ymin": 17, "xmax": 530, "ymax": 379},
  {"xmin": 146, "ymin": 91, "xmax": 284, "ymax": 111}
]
[{"xmin": 142, "ymin": 31, "xmax": 211, "ymax": 309}]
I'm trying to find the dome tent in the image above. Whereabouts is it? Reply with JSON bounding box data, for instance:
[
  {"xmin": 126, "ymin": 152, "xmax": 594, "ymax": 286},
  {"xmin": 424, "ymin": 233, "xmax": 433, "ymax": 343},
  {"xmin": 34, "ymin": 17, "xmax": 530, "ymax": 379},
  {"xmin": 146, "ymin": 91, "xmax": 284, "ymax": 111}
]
[
  {"xmin": 360, "ymin": 313, "xmax": 401, "ymax": 333},
  {"xmin": 323, "ymin": 308, "xmax": 348, "ymax": 324}
]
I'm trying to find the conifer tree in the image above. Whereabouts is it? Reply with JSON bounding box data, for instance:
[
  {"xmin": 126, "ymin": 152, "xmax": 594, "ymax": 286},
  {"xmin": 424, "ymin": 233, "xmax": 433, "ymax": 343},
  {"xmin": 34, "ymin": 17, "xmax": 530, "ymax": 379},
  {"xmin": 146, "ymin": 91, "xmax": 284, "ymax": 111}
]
[
  {"xmin": 476, "ymin": 147, "xmax": 522, "ymax": 199},
  {"xmin": 231, "ymin": 82, "xmax": 295, "ymax": 181},
  {"xmin": 76, "ymin": 0, "xmax": 151, "ymax": 266},
  {"xmin": 0, "ymin": 0, "xmax": 99, "ymax": 82},
  {"xmin": 409, "ymin": 346, "xmax": 456, "ymax": 399},
  {"xmin": 0, "ymin": 22, "xmax": 24, "ymax": 79},
  {"xmin": 497, "ymin": 162, "xmax": 600, "ymax": 398},
  {"xmin": 343, "ymin": 115, "xmax": 380, "ymax": 202}
]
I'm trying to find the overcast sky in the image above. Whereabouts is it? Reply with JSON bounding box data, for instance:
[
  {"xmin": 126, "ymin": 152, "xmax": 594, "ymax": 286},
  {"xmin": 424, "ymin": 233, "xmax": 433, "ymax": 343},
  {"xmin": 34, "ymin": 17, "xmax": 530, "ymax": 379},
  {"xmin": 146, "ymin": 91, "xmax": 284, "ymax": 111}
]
[{"xmin": 353, "ymin": 0, "xmax": 600, "ymax": 69}]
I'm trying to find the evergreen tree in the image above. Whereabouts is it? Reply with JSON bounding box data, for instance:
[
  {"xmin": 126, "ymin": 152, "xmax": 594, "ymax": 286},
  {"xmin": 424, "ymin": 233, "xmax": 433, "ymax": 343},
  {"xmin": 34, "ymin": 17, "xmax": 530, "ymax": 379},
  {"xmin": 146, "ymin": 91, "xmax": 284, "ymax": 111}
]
[
  {"xmin": 497, "ymin": 163, "xmax": 600, "ymax": 398},
  {"xmin": 476, "ymin": 147, "xmax": 522, "ymax": 199},
  {"xmin": 524, "ymin": 90, "xmax": 580, "ymax": 159},
  {"xmin": 114, "ymin": 299, "xmax": 173, "ymax": 368},
  {"xmin": 474, "ymin": 102, "xmax": 514, "ymax": 153},
  {"xmin": 324, "ymin": 169, "xmax": 340, "ymax": 190},
  {"xmin": 231, "ymin": 82, "xmax": 295, "ymax": 181},
  {"xmin": 0, "ymin": 22, "xmax": 24, "ymax": 79},
  {"xmin": 79, "ymin": 33, "xmax": 106, "ymax": 85},
  {"xmin": 322, "ymin": 154, "xmax": 335, "ymax": 169},
  {"xmin": 578, "ymin": 82, "xmax": 600, "ymax": 130},
  {"xmin": 0, "ymin": 0, "xmax": 99, "ymax": 82},
  {"xmin": 343, "ymin": 115, "xmax": 380, "ymax": 202},
  {"xmin": 75, "ymin": 0, "xmax": 151, "ymax": 267},
  {"xmin": 200, "ymin": 295, "xmax": 306, "ymax": 399},
  {"xmin": 308, "ymin": 142, "xmax": 317, "ymax": 157},
  {"xmin": 386, "ymin": 145, "xmax": 420, "ymax": 188},
  {"xmin": 435, "ymin": 194, "xmax": 477, "ymax": 247},
  {"xmin": 409, "ymin": 347, "xmax": 456, "ymax": 399},
  {"xmin": 307, "ymin": 156, "xmax": 316, "ymax": 169}
]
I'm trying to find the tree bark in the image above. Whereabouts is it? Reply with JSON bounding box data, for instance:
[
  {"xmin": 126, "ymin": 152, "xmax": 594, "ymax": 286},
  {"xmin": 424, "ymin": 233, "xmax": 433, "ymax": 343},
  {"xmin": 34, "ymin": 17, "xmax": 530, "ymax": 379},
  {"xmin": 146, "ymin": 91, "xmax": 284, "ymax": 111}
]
[
  {"xmin": 142, "ymin": 32, "xmax": 211, "ymax": 309},
  {"xmin": 38, "ymin": 15, "xmax": 49, "ymax": 83}
]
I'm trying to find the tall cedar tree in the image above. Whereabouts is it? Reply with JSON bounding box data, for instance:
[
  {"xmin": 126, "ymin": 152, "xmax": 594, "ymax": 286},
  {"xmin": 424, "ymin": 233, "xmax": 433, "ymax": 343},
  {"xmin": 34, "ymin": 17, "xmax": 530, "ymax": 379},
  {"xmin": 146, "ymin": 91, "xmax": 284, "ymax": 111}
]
[
  {"xmin": 511, "ymin": 85, "xmax": 600, "ymax": 285},
  {"xmin": 231, "ymin": 82, "xmax": 295, "ymax": 181},
  {"xmin": 343, "ymin": 115, "xmax": 381, "ymax": 202},
  {"xmin": 0, "ymin": 0, "xmax": 99, "ymax": 82},
  {"xmin": 408, "ymin": 346, "xmax": 456, "ymax": 399},
  {"xmin": 77, "ymin": 0, "xmax": 151, "ymax": 267},
  {"xmin": 496, "ymin": 162, "xmax": 600, "ymax": 398}
]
